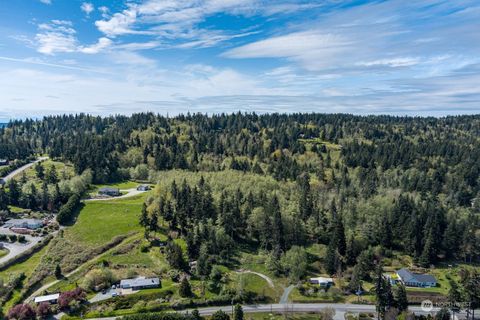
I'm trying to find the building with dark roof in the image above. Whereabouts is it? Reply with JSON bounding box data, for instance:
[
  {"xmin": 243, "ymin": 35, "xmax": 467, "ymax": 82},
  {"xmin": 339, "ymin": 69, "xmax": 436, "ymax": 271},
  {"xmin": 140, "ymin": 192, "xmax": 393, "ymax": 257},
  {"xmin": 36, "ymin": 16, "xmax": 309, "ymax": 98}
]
[
  {"xmin": 98, "ymin": 187, "xmax": 120, "ymax": 196},
  {"xmin": 396, "ymin": 268, "xmax": 437, "ymax": 288}
]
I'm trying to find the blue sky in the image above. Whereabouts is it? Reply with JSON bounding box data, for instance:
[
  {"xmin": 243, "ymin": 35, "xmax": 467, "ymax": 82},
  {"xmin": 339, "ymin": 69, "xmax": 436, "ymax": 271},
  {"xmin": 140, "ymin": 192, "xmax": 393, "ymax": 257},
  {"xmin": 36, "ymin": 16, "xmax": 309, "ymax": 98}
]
[{"xmin": 0, "ymin": 0, "xmax": 479, "ymax": 121}]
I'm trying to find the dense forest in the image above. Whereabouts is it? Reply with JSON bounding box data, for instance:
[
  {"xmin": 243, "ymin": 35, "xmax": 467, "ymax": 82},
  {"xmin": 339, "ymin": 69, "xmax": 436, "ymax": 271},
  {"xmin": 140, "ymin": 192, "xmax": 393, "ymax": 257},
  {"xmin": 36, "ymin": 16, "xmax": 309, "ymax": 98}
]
[{"xmin": 1, "ymin": 113, "xmax": 480, "ymax": 270}]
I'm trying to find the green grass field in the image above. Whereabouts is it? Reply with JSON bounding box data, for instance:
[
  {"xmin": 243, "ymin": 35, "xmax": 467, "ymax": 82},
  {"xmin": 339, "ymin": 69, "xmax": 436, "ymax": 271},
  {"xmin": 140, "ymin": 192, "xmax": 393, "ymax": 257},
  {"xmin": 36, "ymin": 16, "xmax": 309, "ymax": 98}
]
[
  {"xmin": 0, "ymin": 248, "xmax": 9, "ymax": 258},
  {"xmin": 65, "ymin": 194, "xmax": 147, "ymax": 246}
]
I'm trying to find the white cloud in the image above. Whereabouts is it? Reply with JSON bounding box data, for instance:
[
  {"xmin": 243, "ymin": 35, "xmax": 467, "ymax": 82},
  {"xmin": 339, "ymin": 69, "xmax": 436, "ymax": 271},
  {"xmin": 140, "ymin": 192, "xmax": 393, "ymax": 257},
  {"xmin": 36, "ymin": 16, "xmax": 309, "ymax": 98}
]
[
  {"xmin": 94, "ymin": 0, "xmax": 259, "ymax": 46},
  {"xmin": 95, "ymin": 8, "xmax": 139, "ymax": 37},
  {"xmin": 357, "ymin": 57, "xmax": 421, "ymax": 68},
  {"xmin": 81, "ymin": 2, "xmax": 94, "ymax": 16},
  {"xmin": 79, "ymin": 37, "xmax": 112, "ymax": 54},
  {"xmin": 35, "ymin": 20, "xmax": 112, "ymax": 55},
  {"xmin": 98, "ymin": 6, "xmax": 110, "ymax": 18},
  {"xmin": 223, "ymin": 31, "xmax": 350, "ymax": 70},
  {"xmin": 36, "ymin": 20, "xmax": 77, "ymax": 55},
  {"xmin": 39, "ymin": 0, "xmax": 51, "ymax": 4}
]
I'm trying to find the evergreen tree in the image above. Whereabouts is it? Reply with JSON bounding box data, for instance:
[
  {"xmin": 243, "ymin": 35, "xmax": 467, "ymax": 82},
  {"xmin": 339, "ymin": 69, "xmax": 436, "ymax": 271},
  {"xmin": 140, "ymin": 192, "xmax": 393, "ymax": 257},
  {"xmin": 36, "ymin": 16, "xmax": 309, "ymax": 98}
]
[
  {"xmin": 269, "ymin": 195, "xmax": 285, "ymax": 252},
  {"xmin": 46, "ymin": 164, "xmax": 58, "ymax": 184},
  {"xmin": 55, "ymin": 264, "xmax": 62, "ymax": 279},
  {"xmin": 139, "ymin": 203, "xmax": 149, "ymax": 228},
  {"xmin": 179, "ymin": 277, "xmax": 192, "ymax": 297},
  {"xmin": 7, "ymin": 179, "xmax": 20, "ymax": 206},
  {"xmin": 35, "ymin": 162, "xmax": 45, "ymax": 179},
  {"xmin": 166, "ymin": 242, "xmax": 187, "ymax": 270},
  {"xmin": 211, "ymin": 310, "xmax": 230, "ymax": 320},
  {"xmin": 0, "ymin": 187, "xmax": 8, "ymax": 210},
  {"xmin": 234, "ymin": 304, "xmax": 244, "ymax": 320},
  {"xmin": 375, "ymin": 264, "xmax": 387, "ymax": 320},
  {"xmin": 395, "ymin": 284, "xmax": 408, "ymax": 312}
]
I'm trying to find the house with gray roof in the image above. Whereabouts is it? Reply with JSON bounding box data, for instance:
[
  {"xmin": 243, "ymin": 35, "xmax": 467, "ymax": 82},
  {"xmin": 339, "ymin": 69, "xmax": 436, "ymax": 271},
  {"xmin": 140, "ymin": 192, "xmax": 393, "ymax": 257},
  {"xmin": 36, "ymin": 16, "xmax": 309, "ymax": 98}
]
[
  {"xmin": 119, "ymin": 277, "xmax": 160, "ymax": 290},
  {"xmin": 4, "ymin": 218, "xmax": 44, "ymax": 230},
  {"xmin": 98, "ymin": 187, "xmax": 120, "ymax": 197},
  {"xmin": 396, "ymin": 268, "xmax": 437, "ymax": 288}
]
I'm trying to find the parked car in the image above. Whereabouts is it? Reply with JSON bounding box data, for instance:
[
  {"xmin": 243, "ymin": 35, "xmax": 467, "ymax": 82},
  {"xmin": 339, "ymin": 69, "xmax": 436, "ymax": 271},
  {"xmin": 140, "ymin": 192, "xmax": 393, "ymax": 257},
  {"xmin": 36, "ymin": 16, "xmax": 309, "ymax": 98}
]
[
  {"xmin": 102, "ymin": 289, "xmax": 107, "ymax": 294},
  {"xmin": 111, "ymin": 292, "xmax": 118, "ymax": 297},
  {"xmin": 111, "ymin": 285, "xmax": 116, "ymax": 289}
]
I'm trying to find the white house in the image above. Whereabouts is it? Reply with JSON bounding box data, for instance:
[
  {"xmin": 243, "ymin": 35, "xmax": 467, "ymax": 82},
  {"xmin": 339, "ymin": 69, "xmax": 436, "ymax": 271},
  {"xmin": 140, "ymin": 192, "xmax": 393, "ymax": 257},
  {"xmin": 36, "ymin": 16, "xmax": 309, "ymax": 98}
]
[
  {"xmin": 309, "ymin": 277, "xmax": 334, "ymax": 287},
  {"xmin": 34, "ymin": 293, "xmax": 60, "ymax": 304}
]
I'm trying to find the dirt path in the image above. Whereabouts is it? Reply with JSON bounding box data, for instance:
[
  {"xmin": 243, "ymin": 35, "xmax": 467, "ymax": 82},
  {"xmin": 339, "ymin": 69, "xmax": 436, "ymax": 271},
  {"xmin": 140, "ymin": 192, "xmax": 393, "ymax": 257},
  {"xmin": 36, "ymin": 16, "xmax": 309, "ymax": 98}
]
[
  {"xmin": 84, "ymin": 188, "xmax": 146, "ymax": 202},
  {"xmin": 237, "ymin": 270, "xmax": 275, "ymax": 288}
]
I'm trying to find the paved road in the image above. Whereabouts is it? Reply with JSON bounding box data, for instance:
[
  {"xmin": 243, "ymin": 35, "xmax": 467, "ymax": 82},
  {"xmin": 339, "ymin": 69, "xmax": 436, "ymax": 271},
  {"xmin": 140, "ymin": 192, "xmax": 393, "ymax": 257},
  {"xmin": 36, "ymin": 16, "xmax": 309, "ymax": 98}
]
[
  {"xmin": 0, "ymin": 234, "xmax": 42, "ymax": 265},
  {"xmin": 1, "ymin": 157, "xmax": 48, "ymax": 182},
  {"xmin": 279, "ymin": 285, "xmax": 295, "ymax": 304},
  {"xmin": 84, "ymin": 188, "xmax": 146, "ymax": 202},
  {"xmin": 86, "ymin": 303, "xmax": 476, "ymax": 320}
]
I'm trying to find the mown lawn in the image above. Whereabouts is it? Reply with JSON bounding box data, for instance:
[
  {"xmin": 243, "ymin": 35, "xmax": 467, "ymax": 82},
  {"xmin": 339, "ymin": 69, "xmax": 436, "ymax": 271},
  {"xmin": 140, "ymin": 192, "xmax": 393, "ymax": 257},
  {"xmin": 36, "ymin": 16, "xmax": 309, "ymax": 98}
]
[
  {"xmin": 65, "ymin": 194, "xmax": 147, "ymax": 246},
  {"xmin": 231, "ymin": 272, "xmax": 281, "ymax": 303}
]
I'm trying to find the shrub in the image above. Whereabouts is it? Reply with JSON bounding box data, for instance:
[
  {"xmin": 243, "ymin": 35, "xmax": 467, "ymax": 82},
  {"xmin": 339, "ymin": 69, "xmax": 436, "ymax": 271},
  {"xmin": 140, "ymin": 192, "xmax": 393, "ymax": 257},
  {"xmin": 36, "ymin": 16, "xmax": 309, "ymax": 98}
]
[
  {"xmin": 56, "ymin": 194, "xmax": 80, "ymax": 225},
  {"xmin": 7, "ymin": 303, "xmax": 36, "ymax": 320}
]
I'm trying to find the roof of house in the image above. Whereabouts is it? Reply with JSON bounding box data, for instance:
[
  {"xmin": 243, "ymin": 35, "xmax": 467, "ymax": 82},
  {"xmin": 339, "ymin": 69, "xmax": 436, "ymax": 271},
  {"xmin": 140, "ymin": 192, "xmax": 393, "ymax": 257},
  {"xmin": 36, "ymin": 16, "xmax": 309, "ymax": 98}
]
[
  {"xmin": 310, "ymin": 277, "xmax": 334, "ymax": 283},
  {"xmin": 34, "ymin": 293, "xmax": 60, "ymax": 303},
  {"xmin": 397, "ymin": 268, "xmax": 436, "ymax": 283},
  {"xmin": 120, "ymin": 277, "xmax": 160, "ymax": 288},
  {"xmin": 99, "ymin": 187, "xmax": 120, "ymax": 192},
  {"xmin": 6, "ymin": 218, "xmax": 43, "ymax": 225}
]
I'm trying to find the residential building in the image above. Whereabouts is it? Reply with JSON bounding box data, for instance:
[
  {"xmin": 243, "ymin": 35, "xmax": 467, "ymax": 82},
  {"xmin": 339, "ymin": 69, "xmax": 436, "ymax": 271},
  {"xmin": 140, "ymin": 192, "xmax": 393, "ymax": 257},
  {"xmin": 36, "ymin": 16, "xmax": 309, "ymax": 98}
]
[
  {"xmin": 396, "ymin": 268, "xmax": 437, "ymax": 288},
  {"xmin": 98, "ymin": 187, "xmax": 120, "ymax": 196},
  {"xmin": 137, "ymin": 184, "xmax": 151, "ymax": 191},
  {"xmin": 309, "ymin": 276, "xmax": 334, "ymax": 287},
  {"xmin": 5, "ymin": 218, "xmax": 44, "ymax": 230},
  {"xmin": 34, "ymin": 293, "xmax": 60, "ymax": 304},
  {"xmin": 119, "ymin": 277, "xmax": 160, "ymax": 290}
]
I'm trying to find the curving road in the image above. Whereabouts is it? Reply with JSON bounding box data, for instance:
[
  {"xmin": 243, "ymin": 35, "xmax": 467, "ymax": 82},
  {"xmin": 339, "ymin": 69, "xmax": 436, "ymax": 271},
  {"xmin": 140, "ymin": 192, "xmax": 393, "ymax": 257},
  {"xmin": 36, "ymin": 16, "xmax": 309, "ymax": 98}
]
[{"xmin": 1, "ymin": 157, "xmax": 48, "ymax": 182}]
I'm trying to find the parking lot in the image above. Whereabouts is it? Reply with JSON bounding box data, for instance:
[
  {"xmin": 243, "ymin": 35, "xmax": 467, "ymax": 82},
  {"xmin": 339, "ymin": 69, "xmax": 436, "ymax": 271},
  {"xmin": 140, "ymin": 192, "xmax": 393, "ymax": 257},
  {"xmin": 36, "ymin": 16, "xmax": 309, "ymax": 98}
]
[{"xmin": 0, "ymin": 226, "xmax": 43, "ymax": 264}]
